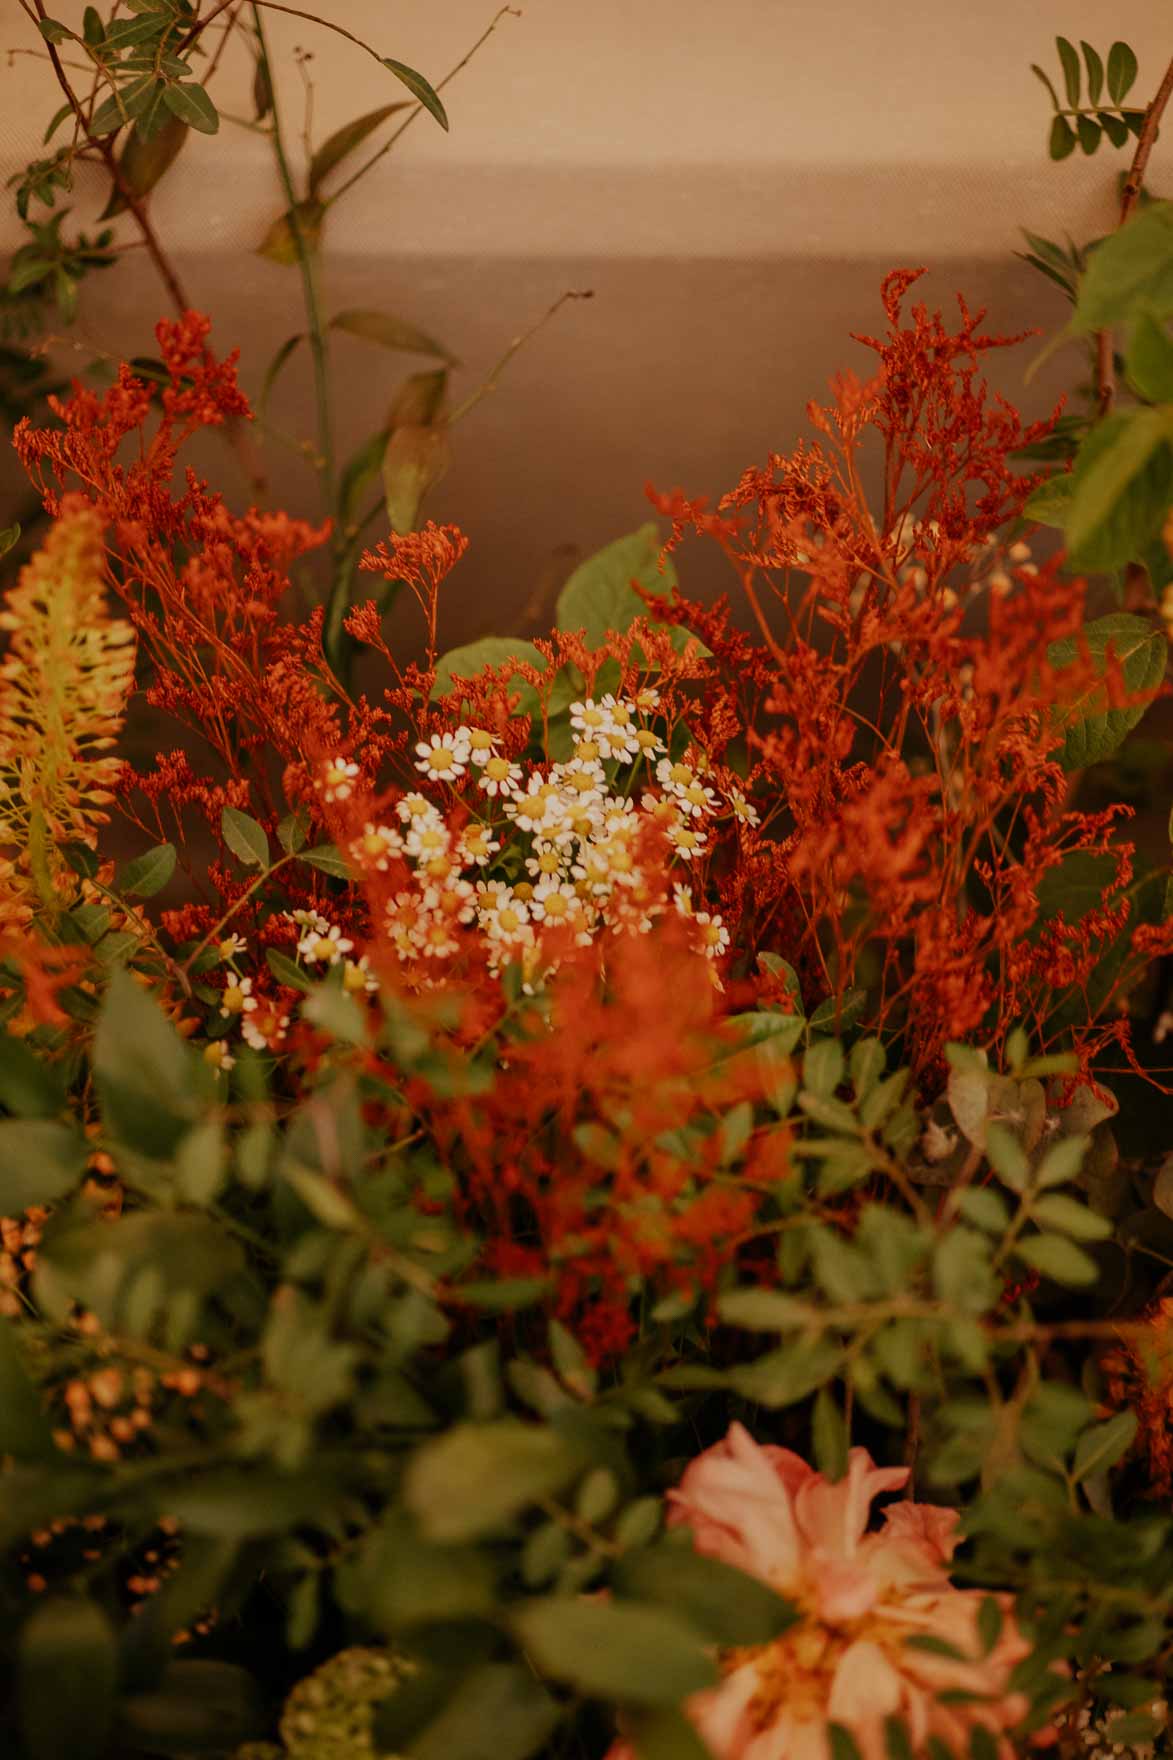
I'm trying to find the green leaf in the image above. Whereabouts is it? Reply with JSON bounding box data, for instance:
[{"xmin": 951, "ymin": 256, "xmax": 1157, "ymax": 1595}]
[
  {"xmin": 0, "ymin": 522, "xmax": 20, "ymax": 559},
  {"xmin": 812, "ymin": 1384, "xmax": 849, "ymax": 1480},
  {"xmin": 1030, "ymin": 64, "xmax": 1061, "ymax": 110},
  {"xmin": 556, "ymin": 524, "xmax": 702, "ymax": 659},
  {"xmin": 976, "ymin": 1595, "xmax": 1003, "ymax": 1657},
  {"xmin": 381, "ymin": 59, "xmax": 449, "ymax": 130},
  {"xmin": 382, "ymin": 424, "xmax": 451, "ymax": 536},
  {"xmin": 0, "ymin": 1033, "xmax": 67, "ymax": 1117},
  {"xmin": 257, "ymin": 200, "xmax": 326, "ymax": 264},
  {"xmin": 330, "ymin": 307, "xmax": 457, "ymax": 363},
  {"xmin": 1106, "ymin": 41, "xmax": 1138, "ymax": 105},
  {"xmin": 830, "ymin": 1728, "xmax": 865, "ymax": 1760},
  {"xmin": 431, "ymin": 637, "xmax": 555, "ymax": 718},
  {"xmin": 1076, "ymin": 114, "xmax": 1101, "ymax": 156},
  {"xmin": 116, "ymin": 1660, "xmax": 265, "ymax": 1753},
  {"xmin": 1036, "ymin": 849, "xmax": 1120, "ymax": 923},
  {"xmin": 101, "ymin": 111, "xmax": 187, "ymax": 218},
  {"xmin": 1099, "ymin": 110, "xmax": 1130, "ymax": 148},
  {"xmin": 1033, "ymin": 1133, "xmax": 1087, "ymax": 1189},
  {"xmin": 1081, "ymin": 41, "xmax": 1104, "ymax": 105},
  {"xmin": 0, "ymin": 1320, "xmax": 56, "ymax": 1458},
  {"xmin": 1073, "ymin": 203, "xmax": 1173, "ymax": 333},
  {"xmin": 1066, "ymin": 407, "xmax": 1173, "ymax": 570},
  {"xmin": 0, "ymin": 1119, "xmax": 90, "ymax": 1211},
  {"xmin": 37, "ymin": 18, "xmax": 72, "ymax": 44},
  {"xmin": 614, "ymin": 1543, "xmax": 798, "ymax": 1647},
  {"xmin": 277, "ymin": 811, "xmax": 309, "ymax": 854},
  {"xmin": 266, "ymin": 948, "xmax": 312, "ymax": 993},
  {"xmin": 509, "ymin": 1597, "xmax": 718, "ymax": 1706},
  {"xmin": 1126, "ymin": 311, "xmax": 1173, "ymax": 403},
  {"xmin": 730, "ymin": 1335, "xmax": 843, "ymax": 1407},
  {"xmin": 1056, "ymin": 38, "xmax": 1081, "ymax": 107},
  {"xmin": 717, "ymin": 1287, "xmax": 814, "ymax": 1330},
  {"xmin": 117, "ymin": 841, "xmax": 176, "ymax": 898},
  {"xmin": 1047, "ymin": 610, "xmax": 1167, "ymax": 767},
  {"xmin": 93, "ymin": 968, "xmax": 200, "ymax": 1156},
  {"xmin": 221, "ymin": 806, "xmax": 270, "ymax": 869},
  {"xmin": 308, "ymin": 103, "xmax": 411, "ymax": 194},
  {"xmin": 19, "ymin": 1597, "xmax": 118, "ymax": 1760},
  {"xmin": 299, "ymin": 843, "xmax": 350, "ymax": 878},
  {"xmin": 259, "ymin": 333, "xmax": 304, "ymax": 418},
  {"xmin": 985, "ymin": 1121, "xmax": 1028, "ymax": 1192},
  {"xmin": 1049, "ymin": 116, "xmax": 1076, "ymax": 161},
  {"xmin": 933, "ymin": 1227, "xmax": 998, "ymax": 1315},
  {"xmin": 802, "ymin": 1036, "xmax": 844, "ymax": 1099},
  {"xmin": 631, "ymin": 1709, "xmax": 714, "ymax": 1760},
  {"xmin": 1015, "ymin": 1232, "xmax": 1099, "ymax": 1285},
  {"xmin": 1073, "ymin": 1410, "xmax": 1137, "ymax": 1481},
  {"xmin": 808, "ymin": 988, "xmax": 867, "ymax": 1033},
  {"xmin": 162, "ymin": 82, "xmax": 218, "ymax": 134},
  {"xmin": 1031, "ymin": 1194, "xmax": 1110, "ymax": 1241},
  {"xmin": 954, "ymin": 1188, "xmax": 1010, "ymax": 1233},
  {"xmin": 407, "ymin": 1664, "xmax": 559, "ymax": 1760},
  {"xmin": 338, "ymin": 428, "xmax": 389, "ymax": 526},
  {"xmin": 403, "ymin": 1420, "xmax": 585, "ymax": 1542}
]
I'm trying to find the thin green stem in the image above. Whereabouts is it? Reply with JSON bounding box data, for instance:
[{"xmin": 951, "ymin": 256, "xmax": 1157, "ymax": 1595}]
[
  {"xmin": 181, "ymin": 853, "xmax": 294, "ymax": 974},
  {"xmin": 252, "ymin": 6, "xmax": 336, "ymax": 527}
]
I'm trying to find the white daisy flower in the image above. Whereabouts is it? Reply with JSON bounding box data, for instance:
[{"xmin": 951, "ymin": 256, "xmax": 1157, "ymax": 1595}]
[
  {"xmin": 666, "ymin": 817, "xmax": 707, "ymax": 861},
  {"xmin": 241, "ymin": 1007, "xmax": 291, "ymax": 1052},
  {"xmin": 220, "ymin": 975, "xmax": 257, "ymax": 1017},
  {"xmin": 568, "ymin": 698, "xmax": 611, "ymax": 735},
  {"xmin": 403, "ymin": 818, "xmax": 450, "ymax": 861},
  {"xmin": 677, "ymin": 780, "xmax": 720, "ymax": 819},
  {"xmin": 693, "ymin": 911, "xmax": 730, "ymax": 958},
  {"xmin": 477, "ymin": 753, "xmax": 522, "ymax": 798},
  {"xmin": 529, "ymin": 879, "xmax": 582, "ymax": 926},
  {"xmin": 455, "ymin": 823, "xmax": 500, "ymax": 866},
  {"xmin": 297, "ymin": 922, "xmax": 354, "ymax": 965},
  {"xmin": 656, "ymin": 757, "xmax": 697, "ymax": 795},
  {"xmin": 343, "ymin": 955, "xmax": 380, "ymax": 994},
  {"xmin": 483, "ymin": 892, "xmax": 532, "ymax": 944},
  {"xmin": 466, "ymin": 727, "xmax": 497, "ymax": 767},
  {"xmin": 525, "ymin": 845, "xmax": 568, "ymax": 881},
  {"xmin": 216, "ymin": 933, "xmax": 248, "ymax": 961},
  {"xmin": 319, "ymin": 757, "xmax": 360, "ymax": 802},
  {"xmin": 396, "ymin": 792, "xmax": 435, "ymax": 823},
  {"xmin": 203, "ymin": 1039, "xmax": 235, "ymax": 1071},
  {"xmin": 728, "ymin": 789, "xmax": 760, "ymax": 827},
  {"xmin": 415, "ymin": 731, "xmax": 471, "ymax": 781},
  {"xmin": 351, "ymin": 822, "xmax": 403, "ymax": 871}
]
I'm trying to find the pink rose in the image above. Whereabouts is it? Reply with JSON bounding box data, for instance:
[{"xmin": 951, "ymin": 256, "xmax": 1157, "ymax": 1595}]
[{"xmin": 609, "ymin": 1423, "xmax": 1051, "ymax": 1760}]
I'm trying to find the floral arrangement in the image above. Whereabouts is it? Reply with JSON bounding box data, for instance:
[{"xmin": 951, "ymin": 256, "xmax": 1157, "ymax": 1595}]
[{"xmin": 3, "ymin": 17, "xmax": 1173, "ymax": 1760}]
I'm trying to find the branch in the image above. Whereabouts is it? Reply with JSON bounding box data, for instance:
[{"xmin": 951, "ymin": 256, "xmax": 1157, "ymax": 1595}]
[
  {"xmin": 326, "ymin": 6, "xmax": 521, "ymax": 208},
  {"xmin": 1095, "ymin": 52, "xmax": 1173, "ymax": 418},
  {"xmin": 24, "ymin": 0, "xmax": 268, "ymax": 500}
]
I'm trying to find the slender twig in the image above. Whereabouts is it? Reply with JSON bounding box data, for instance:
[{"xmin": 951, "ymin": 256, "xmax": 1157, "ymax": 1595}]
[
  {"xmin": 447, "ymin": 289, "xmax": 595, "ymax": 426},
  {"xmin": 326, "ymin": 6, "xmax": 521, "ymax": 208},
  {"xmin": 190, "ymin": 0, "xmax": 430, "ymax": 70},
  {"xmin": 251, "ymin": 6, "xmax": 335, "ymax": 520},
  {"xmin": 1095, "ymin": 52, "xmax": 1173, "ymax": 417}
]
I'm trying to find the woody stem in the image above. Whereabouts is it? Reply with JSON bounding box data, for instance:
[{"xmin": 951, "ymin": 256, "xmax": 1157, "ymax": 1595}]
[{"xmin": 1095, "ymin": 52, "xmax": 1173, "ymax": 418}]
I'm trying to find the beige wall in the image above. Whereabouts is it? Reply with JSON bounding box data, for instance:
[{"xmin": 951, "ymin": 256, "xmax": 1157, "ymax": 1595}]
[{"xmin": 1, "ymin": 3, "xmax": 1168, "ymax": 651}]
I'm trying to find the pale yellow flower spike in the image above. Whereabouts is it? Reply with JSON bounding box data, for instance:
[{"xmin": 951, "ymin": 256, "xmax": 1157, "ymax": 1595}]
[{"xmin": 0, "ymin": 508, "xmax": 135, "ymax": 921}]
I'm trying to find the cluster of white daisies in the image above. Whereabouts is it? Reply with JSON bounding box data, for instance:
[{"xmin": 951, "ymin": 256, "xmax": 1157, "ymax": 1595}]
[
  {"xmin": 204, "ymin": 696, "xmax": 759, "ymax": 1062},
  {"xmin": 333, "ymin": 693, "xmax": 758, "ymax": 985},
  {"xmin": 204, "ymin": 911, "xmax": 376, "ymax": 1068}
]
